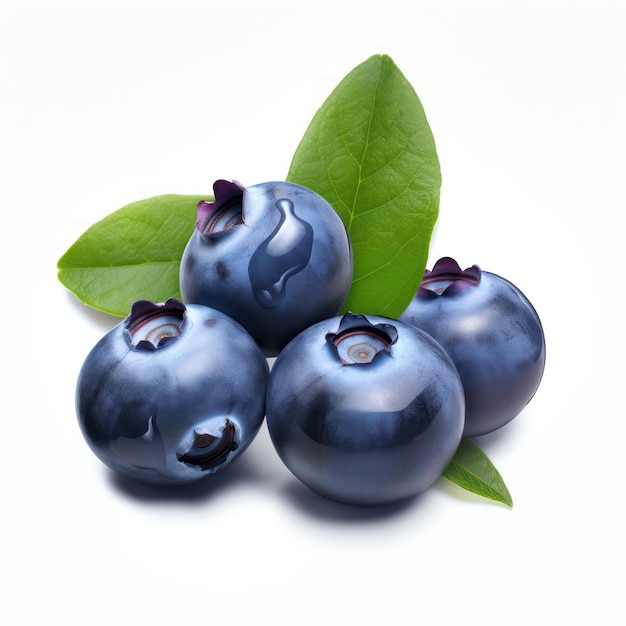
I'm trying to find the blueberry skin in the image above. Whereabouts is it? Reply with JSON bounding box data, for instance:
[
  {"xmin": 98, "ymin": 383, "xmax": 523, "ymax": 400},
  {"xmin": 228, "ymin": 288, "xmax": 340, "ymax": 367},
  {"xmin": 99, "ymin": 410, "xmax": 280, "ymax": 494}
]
[
  {"xmin": 180, "ymin": 180, "xmax": 353, "ymax": 356},
  {"xmin": 76, "ymin": 299, "xmax": 269, "ymax": 486},
  {"xmin": 265, "ymin": 313, "xmax": 465, "ymax": 506},
  {"xmin": 400, "ymin": 257, "xmax": 546, "ymax": 437}
]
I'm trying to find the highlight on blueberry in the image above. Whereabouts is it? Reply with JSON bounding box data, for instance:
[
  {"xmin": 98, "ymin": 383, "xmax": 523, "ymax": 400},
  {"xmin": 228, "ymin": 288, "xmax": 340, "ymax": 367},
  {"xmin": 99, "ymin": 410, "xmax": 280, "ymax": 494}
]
[
  {"xmin": 400, "ymin": 257, "xmax": 546, "ymax": 437},
  {"xmin": 76, "ymin": 298, "xmax": 269, "ymax": 486},
  {"xmin": 179, "ymin": 179, "xmax": 353, "ymax": 356},
  {"xmin": 265, "ymin": 312, "xmax": 465, "ymax": 506}
]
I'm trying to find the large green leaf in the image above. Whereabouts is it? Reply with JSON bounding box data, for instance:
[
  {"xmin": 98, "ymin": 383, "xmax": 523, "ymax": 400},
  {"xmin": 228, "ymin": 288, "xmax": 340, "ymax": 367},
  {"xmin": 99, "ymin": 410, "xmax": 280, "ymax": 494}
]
[
  {"xmin": 57, "ymin": 194, "xmax": 208, "ymax": 316},
  {"xmin": 442, "ymin": 439, "xmax": 514, "ymax": 507},
  {"xmin": 287, "ymin": 54, "xmax": 441, "ymax": 317}
]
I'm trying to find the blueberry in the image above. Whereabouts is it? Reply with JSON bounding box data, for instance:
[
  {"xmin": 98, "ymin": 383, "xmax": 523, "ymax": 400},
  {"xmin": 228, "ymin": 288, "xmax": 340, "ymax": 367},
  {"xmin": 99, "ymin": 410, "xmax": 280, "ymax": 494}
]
[
  {"xmin": 400, "ymin": 257, "xmax": 546, "ymax": 437},
  {"xmin": 180, "ymin": 180, "xmax": 353, "ymax": 356},
  {"xmin": 76, "ymin": 298, "xmax": 269, "ymax": 486},
  {"xmin": 265, "ymin": 313, "xmax": 465, "ymax": 506}
]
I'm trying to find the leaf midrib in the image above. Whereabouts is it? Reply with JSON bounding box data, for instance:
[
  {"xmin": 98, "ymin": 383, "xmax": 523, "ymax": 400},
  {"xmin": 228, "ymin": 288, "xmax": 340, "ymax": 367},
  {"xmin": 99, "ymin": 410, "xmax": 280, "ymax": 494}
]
[
  {"xmin": 345, "ymin": 60, "xmax": 382, "ymax": 233},
  {"xmin": 59, "ymin": 259, "xmax": 180, "ymax": 271}
]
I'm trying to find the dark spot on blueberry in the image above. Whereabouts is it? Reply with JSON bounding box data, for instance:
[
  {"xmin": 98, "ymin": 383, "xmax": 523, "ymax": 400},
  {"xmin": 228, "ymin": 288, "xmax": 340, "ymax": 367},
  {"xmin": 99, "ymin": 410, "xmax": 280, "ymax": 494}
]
[{"xmin": 216, "ymin": 260, "xmax": 230, "ymax": 280}]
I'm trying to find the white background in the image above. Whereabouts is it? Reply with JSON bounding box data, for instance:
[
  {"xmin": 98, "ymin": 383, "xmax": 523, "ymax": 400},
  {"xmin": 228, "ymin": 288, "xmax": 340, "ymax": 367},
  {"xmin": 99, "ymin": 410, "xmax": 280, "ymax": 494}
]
[{"xmin": 2, "ymin": 1, "xmax": 625, "ymax": 624}]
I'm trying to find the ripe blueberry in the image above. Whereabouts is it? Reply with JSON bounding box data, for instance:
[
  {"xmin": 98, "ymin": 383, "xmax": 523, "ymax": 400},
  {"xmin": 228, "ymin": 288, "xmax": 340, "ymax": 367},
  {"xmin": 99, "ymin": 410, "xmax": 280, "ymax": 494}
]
[
  {"xmin": 265, "ymin": 312, "xmax": 465, "ymax": 506},
  {"xmin": 179, "ymin": 180, "xmax": 353, "ymax": 356},
  {"xmin": 400, "ymin": 257, "xmax": 546, "ymax": 437},
  {"xmin": 76, "ymin": 298, "xmax": 269, "ymax": 485}
]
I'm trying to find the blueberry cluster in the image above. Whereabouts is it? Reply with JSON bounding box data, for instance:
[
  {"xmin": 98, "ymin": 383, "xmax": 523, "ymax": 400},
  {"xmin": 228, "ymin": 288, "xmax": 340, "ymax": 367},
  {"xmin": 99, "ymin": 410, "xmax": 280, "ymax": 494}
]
[{"xmin": 76, "ymin": 180, "xmax": 545, "ymax": 505}]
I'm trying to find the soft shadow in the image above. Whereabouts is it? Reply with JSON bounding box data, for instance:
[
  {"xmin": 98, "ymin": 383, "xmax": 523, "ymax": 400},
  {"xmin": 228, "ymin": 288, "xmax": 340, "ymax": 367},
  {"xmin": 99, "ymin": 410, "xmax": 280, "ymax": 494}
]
[
  {"xmin": 469, "ymin": 417, "xmax": 523, "ymax": 451},
  {"xmin": 105, "ymin": 453, "xmax": 260, "ymax": 505},
  {"xmin": 280, "ymin": 480, "xmax": 424, "ymax": 524}
]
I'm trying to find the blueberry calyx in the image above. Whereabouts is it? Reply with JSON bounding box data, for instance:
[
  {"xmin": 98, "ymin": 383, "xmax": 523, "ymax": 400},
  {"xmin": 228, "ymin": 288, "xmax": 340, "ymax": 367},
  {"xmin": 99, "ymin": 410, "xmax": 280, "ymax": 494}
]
[
  {"xmin": 125, "ymin": 298, "xmax": 186, "ymax": 350},
  {"xmin": 196, "ymin": 179, "xmax": 246, "ymax": 235},
  {"xmin": 418, "ymin": 257, "xmax": 482, "ymax": 299},
  {"xmin": 177, "ymin": 419, "xmax": 239, "ymax": 471},
  {"xmin": 326, "ymin": 313, "xmax": 398, "ymax": 365}
]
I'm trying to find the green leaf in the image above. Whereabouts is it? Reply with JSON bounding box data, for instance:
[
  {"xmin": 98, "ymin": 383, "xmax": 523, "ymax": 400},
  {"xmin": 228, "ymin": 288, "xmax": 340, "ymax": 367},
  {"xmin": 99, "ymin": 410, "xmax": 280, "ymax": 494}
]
[
  {"xmin": 287, "ymin": 54, "xmax": 441, "ymax": 317},
  {"xmin": 57, "ymin": 194, "xmax": 208, "ymax": 316},
  {"xmin": 442, "ymin": 439, "xmax": 513, "ymax": 507}
]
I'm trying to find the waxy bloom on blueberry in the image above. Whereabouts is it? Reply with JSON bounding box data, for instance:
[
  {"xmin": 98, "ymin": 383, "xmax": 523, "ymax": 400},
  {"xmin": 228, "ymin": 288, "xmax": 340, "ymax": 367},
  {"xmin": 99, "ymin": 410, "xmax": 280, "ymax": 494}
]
[
  {"xmin": 266, "ymin": 313, "xmax": 465, "ymax": 506},
  {"xmin": 76, "ymin": 298, "xmax": 269, "ymax": 486},
  {"xmin": 400, "ymin": 257, "xmax": 546, "ymax": 437},
  {"xmin": 180, "ymin": 179, "xmax": 353, "ymax": 356}
]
